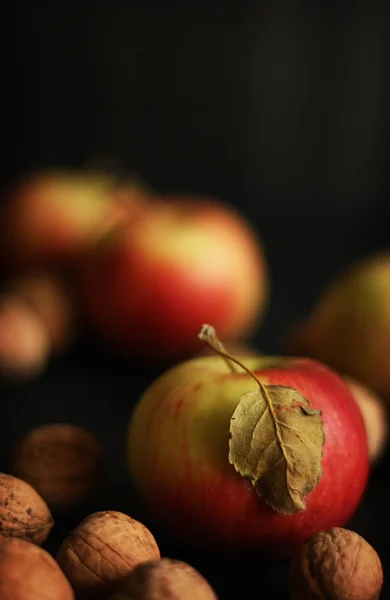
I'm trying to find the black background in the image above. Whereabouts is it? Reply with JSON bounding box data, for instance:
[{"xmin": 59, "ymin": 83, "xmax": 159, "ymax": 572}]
[{"xmin": 1, "ymin": 1, "xmax": 390, "ymax": 598}]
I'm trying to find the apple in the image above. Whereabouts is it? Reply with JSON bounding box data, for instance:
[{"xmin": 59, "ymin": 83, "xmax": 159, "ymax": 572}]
[
  {"xmin": 78, "ymin": 195, "xmax": 268, "ymax": 363},
  {"xmin": 126, "ymin": 326, "xmax": 368, "ymax": 559},
  {"xmin": 284, "ymin": 253, "xmax": 390, "ymax": 398},
  {"xmin": 5, "ymin": 271, "xmax": 77, "ymax": 355},
  {"xmin": 0, "ymin": 169, "xmax": 147, "ymax": 269},
  {"xmin": 343, "ymin": 376, "xmax": 388, "ymax": 466}
]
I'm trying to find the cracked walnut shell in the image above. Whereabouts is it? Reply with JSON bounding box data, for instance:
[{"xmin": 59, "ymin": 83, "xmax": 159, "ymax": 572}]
[
  {"xmin": 107, "ymin": 558, "xmax": 218, "ymax": 600},
  {"xmin": 56, "ymin": 510, "xmax": 160, "ymax": 598},
  {"xmin": 289, "ymin": 527, "xmax": 383, "ymax": 600},
  {"xmin": 0, "ymin": 536, "xmax": 74, "ymax": 600},
  {"xmin": 0, "ymin": 473, "xmax": 53, "ymax": 545}
]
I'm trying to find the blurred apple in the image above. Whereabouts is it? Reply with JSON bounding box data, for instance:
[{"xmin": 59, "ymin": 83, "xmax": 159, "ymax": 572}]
[
  {"xmin": 78, "ymin": 195, "xmax": 269, "ymax": 364},
  {"xmin": 196, "ymin": 340, "xmax": 261, "ymax": 358},
  {"xmin": 283, "ymin": 253, "xmax": 390, "ymax": 398},
  {"xmin": 5, "ymin": 271, "xmax": 77, "ymax": 354},
  {"xmin": 0, "ymin": 296, "xmax": 51, "ymax": 380},
  {"xmin": 0, "ymin": 169, "xmax": 147, "ymax": 269},
  {"xmin": 343, "ymin": 376, "xmax": 388, "ymax": 466}
]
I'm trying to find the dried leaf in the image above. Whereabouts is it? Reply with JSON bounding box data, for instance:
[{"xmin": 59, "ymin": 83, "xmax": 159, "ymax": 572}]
[{"xmin": 228, "ymin": 384, "xmax": 325, "ymax": 515}]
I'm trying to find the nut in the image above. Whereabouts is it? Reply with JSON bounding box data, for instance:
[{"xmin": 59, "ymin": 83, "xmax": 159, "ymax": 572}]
[
  {"xmin": 56, "ymin": 510, "xmax": 160, "ymax": 598},
  {"xmin": 344, "ymin": 376, "xmax": 388, "ymax": 465},
  {"xmin": 0, "ymin": 473, "xmax": 53, "ymax": 544},
  {"xmin": 0, "ymin": 296, "xmax": 51, "ymax": 380},
  {"xmin": 7, "ymin": 271, "xmax": 76, "ymax": 354},
  {"xmin": 289, "ymin": 527, "xmax": 383, "ymax": 600},
  {"xmin": 0, "ymin": 535, "xmax": 74, "ymax": 599},
  {"xmin": 107, "ymin": 558, "xmax": 218, "ymax": 600},
  {"xmin": 11, "ymin": 423, "xmax": 104, "ymax": 512}
]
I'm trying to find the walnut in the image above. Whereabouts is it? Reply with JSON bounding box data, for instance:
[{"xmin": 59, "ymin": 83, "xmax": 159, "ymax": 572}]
[
  {"xmin": 0, "ymin": 473, "xmax": 53, "ymax": 545},
  {"xmin": 0, "ymin": 535, "xmax": 74, "ymax": 599},
  {"xmin": 11, "ymin": 423, "xmax": 104, "ymax": 512},
  {"xmin": 289, "ymin": 527, "xmax": 383, "ymax": 600},
  {"xmin": 7, "ymin": 271, "xmax": 76, "ymax": 354},
  {"xmin": 107, "ymin": 558, "xmax": 218, "ymax": 600},
  {"xmin": 344, "ymin": 377, "xmax": 388, "ymax": 465},
  {"xmin": 0, "ymin": 296, "xmax": 51, "ymax": 380},
  {"xmin": 56, "ymin": 510, "xmax": 160, "ymax": 598}
]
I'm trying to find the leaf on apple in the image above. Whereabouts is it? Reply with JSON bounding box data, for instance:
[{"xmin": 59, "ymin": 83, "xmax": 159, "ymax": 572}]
[{"xmin": 228, "ymin": 385, "xmax": 325, "ymax": 515}]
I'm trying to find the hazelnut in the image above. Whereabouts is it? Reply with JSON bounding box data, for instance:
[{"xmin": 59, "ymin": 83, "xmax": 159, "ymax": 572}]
[
  {"xmin": 0, "ymin": 535, "xmax": 74, "ymax": 599},
  {"xmin": 56, "ymin": 510, "xmax": 160, "ymax": 598},
  {"xmin": 344, "ymin": 376, "xmax": 388, "ymax": 465},
  {"xmin": 0, "ymin": 296, "xmax": 51, "ymax": 380},
  {"xmin": 0, "ymin": 473, "xmax": 53, "ymax": 544},
  {"xmin": 107, "ymin": 558, "xmax": 218, "ymax": 600},
  {"xmin": 11, "ymin": 423, "xmax": 104, "ymax": 512},
  {"xmin": 7, "ymin": 271, "xmax": 76, "ymax": 354},
  {"xmin": 289, "ymin": 527, "xmax": 383, "ymax": 600}
]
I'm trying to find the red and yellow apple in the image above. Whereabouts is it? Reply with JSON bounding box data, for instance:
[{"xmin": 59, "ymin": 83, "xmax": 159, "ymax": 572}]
[
  {"xmin": 126, "ymin": 346, "xmax": 368, "ymax": 559},
  {"xmin": 284, "ymin": 253, "xmax": 390, "ymax": 398},
  {"xmin": 0, "ymin": 169, "xmax": 147, "ymax": 269},
  {"xmin": 78, "ymin": 196, "xmax": 268, "ymax": 363},
  {"xmin": 343, "ymin": 376, "xmax": 388, "ymax": 466}
]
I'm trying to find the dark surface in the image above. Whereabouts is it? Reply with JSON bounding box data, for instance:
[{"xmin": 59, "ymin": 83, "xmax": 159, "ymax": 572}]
[
  {"xmin": 1, "ymin": 1, "xmax": 390, "ymax": 598},
  {"xmin": 0, "ymin": 334, "xmax": 389, "ymax": 599}
]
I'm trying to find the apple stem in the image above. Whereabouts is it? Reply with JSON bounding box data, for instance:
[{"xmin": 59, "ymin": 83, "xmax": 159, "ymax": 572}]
[
  {"xmin": 198, "ymin": 324, "xmax": 268, "ymax": 387},
  {"xmin": 198, "ymin": 324, "xmax": 287, "ymax": 446},
  {"xmin": 198, "ymin": 324, "xmax": 239, "ymax": 373}
]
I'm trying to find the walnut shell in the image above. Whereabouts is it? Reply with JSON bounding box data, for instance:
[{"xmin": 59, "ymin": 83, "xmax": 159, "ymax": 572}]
[
  {"xmin": 11, "ymin": 423, "xmax": 104, "ymax": 512},
  {"xmin": 0, "ymin": 296, "xmax": 51, "ymax": 380},
  {"xmin": 0, "ymin": 535, "xmax": 74, "ymax": 599},
  {"xmin": 7, "ymin": 271, "xmax": 76, "ymax": 354},
  {"xmin": 107, "ymin": 558, "xmax": 218, "ymax": 600},
  {"xmin": 289, "ymin": 527, "xmax": 383, "ymax": 600},
  {"xmin": 0, "ymin": 473, "xmax": 54, "ymax": 545},
  {"xmin": 56, "ymin": 510, "xmax": 160, "ymax": 598}
]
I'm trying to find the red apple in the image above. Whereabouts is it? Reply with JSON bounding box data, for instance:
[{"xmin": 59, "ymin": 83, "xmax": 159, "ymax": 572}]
[
  {"xmin": 78, "ymin": 195, "xmax": 268, "ymax": 363},
  {"xmin": 126, "ymin": 328, "xmax": 368, "ymax": 559},
  {"xmin": 285, "ymin": 253, "xmax": 390, "ymax": 398},
  {"xmin": 0, "ymin": 169, "xmax": 147, "ymax": 269}
]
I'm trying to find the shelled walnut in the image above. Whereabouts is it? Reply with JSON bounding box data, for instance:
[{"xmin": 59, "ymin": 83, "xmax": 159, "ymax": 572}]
[{"xmin": 289, "ymin": 527, "xmax": 383, "ymax": 599}]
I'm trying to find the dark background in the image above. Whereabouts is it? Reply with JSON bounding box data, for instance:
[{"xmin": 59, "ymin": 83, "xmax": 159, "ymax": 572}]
[{"xmin": 1, "ymin": 1, "xmax": 390, "ymax": 598}]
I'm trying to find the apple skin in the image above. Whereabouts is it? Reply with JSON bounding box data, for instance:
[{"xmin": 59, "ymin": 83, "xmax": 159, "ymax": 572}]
[
  {"xmin": 343, "ymin": 376, "xmax": 388, "ymax": 466},
  {"xmin": 126, "ymin": 355, "xmax": 369, "ymax": 559},
  {"xmin": 0, "ymin": 170, "xmax": 146, "ymax": 269},
  {"xmin": 284, "ymin": 254, "xmax": 390, "ymax": 398},
  {"xmin": 78, "ymin": 196, "xmax": 268, "ymax": 363}
]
